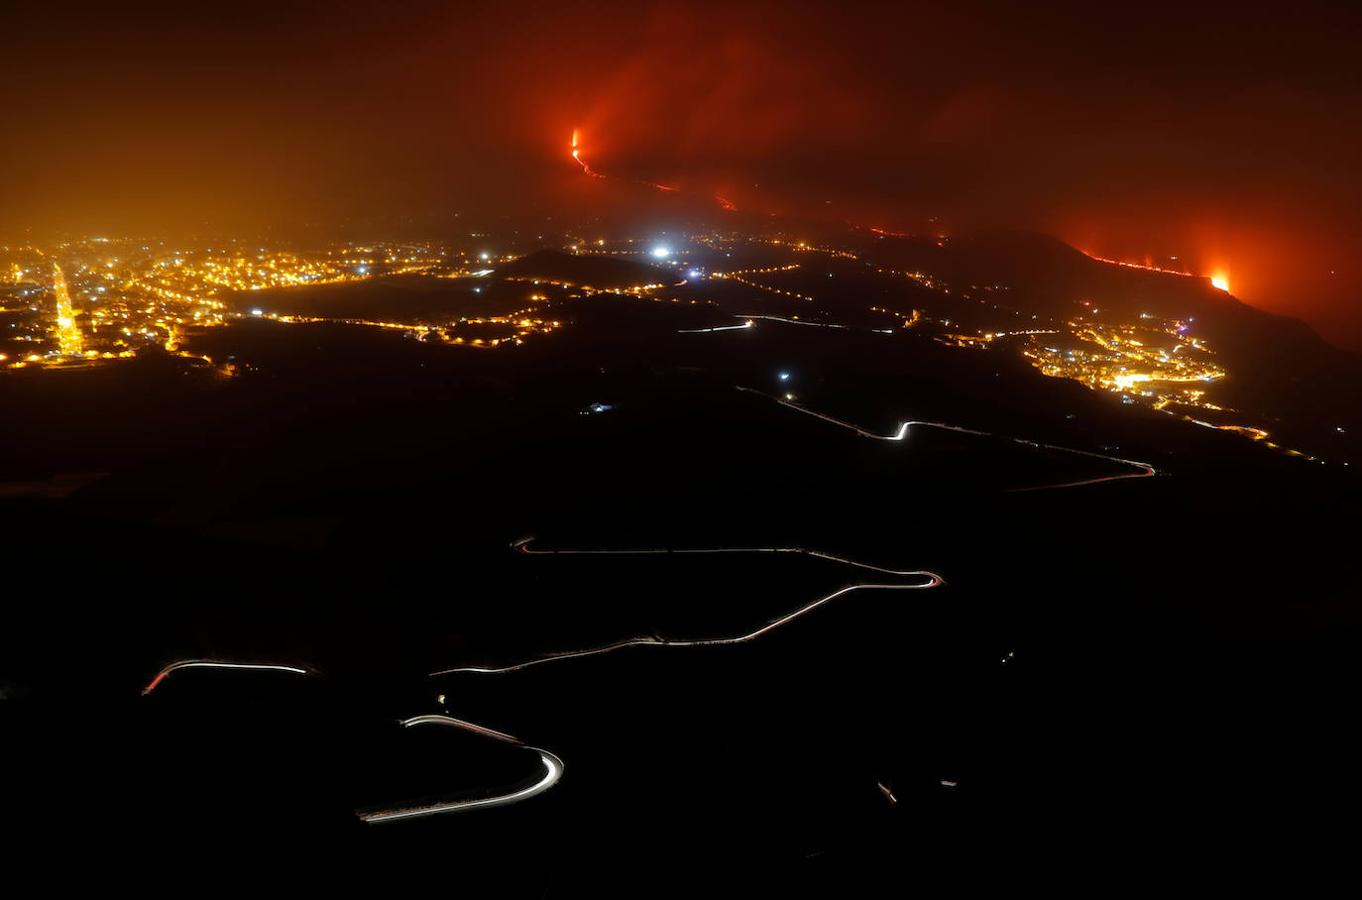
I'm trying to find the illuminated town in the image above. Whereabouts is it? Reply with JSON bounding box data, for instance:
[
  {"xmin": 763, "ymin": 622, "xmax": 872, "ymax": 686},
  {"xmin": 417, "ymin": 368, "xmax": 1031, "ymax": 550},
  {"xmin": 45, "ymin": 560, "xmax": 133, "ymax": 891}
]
[
  {"xmin": 1020, "ymin": 315, "xmax": 1223, "ymax": 405},
  {"xmin": 0, "ymin": 229, "xmax": 1325, "ymax": 462},
  {"xmin": 0, "ymin": 238, "xmax": 564, "ymax": 367}
]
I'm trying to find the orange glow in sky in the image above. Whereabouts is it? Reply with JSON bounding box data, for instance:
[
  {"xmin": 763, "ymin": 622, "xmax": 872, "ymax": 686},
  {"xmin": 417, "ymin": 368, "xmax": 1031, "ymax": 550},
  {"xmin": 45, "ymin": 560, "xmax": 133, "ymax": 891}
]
[{"xmin": 1211, "ymin": 273, "xmax": 1230, "ymax": 292}]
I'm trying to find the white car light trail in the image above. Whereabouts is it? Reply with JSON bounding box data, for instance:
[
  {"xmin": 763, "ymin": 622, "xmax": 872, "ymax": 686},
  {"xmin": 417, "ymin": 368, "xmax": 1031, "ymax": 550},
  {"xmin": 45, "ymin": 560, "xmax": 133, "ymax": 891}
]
[
  {"xmin": 737, "ymin": 386, "xmax": 1155, "ymax": 486},
  {"xmin": 358, "ymin": 715, "xmax": 563, "ymax": 823},
  {"xmin": 429, "ymin": 538, "xmax": 941, "ymax": 677},
  {"xmin": 141, "ymin": 660, "xmax": 312, "ymax": 695},
  {"xmin": 677, "ymin": 321, "xmax": 755, "ymax": 333}
]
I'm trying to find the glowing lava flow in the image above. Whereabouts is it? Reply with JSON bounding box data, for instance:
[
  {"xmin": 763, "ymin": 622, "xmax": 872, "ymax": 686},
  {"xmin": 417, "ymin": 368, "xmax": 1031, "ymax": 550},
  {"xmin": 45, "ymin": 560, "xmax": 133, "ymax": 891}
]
[
  {"xmin": 1081, "ymin": 251, "xmax": 1233, "ymax": 295},
  {"xmin": 569, "ymin": 128, "xmax": 732, "ymax": 207},
  {"xmin": 1083, "ymin": 252, "xmax": 1194, "ymax": 277},
  {"xmin": 570, "ymin": 129, "xmax": 603, "ymax": 178}
]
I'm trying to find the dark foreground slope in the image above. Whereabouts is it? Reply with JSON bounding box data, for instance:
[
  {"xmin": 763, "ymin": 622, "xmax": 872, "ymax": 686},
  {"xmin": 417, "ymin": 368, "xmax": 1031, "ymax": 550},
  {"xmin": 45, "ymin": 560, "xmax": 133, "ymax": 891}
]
[{"xmin": 1, "ymin": 266, "xmax": 1359, "ymax": 893}]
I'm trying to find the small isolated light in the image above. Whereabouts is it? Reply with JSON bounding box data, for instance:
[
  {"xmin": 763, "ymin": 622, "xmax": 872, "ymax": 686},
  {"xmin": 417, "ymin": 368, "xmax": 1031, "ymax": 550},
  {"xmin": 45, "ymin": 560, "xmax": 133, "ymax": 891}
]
[
  {"xmin": 778, "ymin": 371, "xmax": 791, "ymax": 382},
  {"xmin": 651, "ymin": 245, "xmax": 671, "ymax": 259},
  {"xmin": 687, "ymin": 269, "xmax": 703, "ymax": 279},
  {"xmin": 251, "ymin": 308, "xmax": 264, "ymax": 316},
  {"xmin": 479, "ymin": 252, "xmax": 491, "ymax": 261}
]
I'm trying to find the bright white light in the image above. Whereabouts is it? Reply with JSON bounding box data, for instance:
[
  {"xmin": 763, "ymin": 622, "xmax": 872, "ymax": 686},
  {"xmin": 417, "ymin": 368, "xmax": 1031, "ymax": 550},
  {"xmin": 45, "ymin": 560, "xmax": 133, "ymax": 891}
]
[
  {"xmin": 356, "ymin": 264, "xmax": 369, "ymax": 275},
  {"xmin": 651, "ymin": 245, "xmax": 671, "ymax": 259},
  {"xmin": 251, "ymin": 308, "xmax": 264, "ymax": 316},
  {"xmin": 687, "ymin": 269, "xmax": 703, "ymax": 279},
  {"xmin": 479, "ymin": 252, "xmax": 491, "ymax": 261},
  {"xmin": 778, "ymin": 371, "xmax": 791, "ymax": 382}
]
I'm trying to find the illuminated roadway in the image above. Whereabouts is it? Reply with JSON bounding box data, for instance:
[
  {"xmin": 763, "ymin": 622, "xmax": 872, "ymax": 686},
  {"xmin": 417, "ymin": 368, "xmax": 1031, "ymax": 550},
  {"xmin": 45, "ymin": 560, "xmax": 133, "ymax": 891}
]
[
  {"xmin": 429, "ymin": 537, "xmax": 942, "ymax": 677},
  {"xmin": 51, "ymin": 262, "xmax": 84, "ymax": 355},
  {"xmin": 138, "ymin": 661, "xmax": 562, "ymax": 821},
  {"xmin": 677, "ymin": 320, "xmax": 755, "ymax": 333},
  {"xmin": 677, "ymin": 315, "xmax": 875, "ymax": 335},
  {"xmin": 740, "ymin": 314, "xmax": 849, "ymax": 330},
  {"xmin": 735, "ymin": 386, "xmax": 1157, "ymax": 489},
  {"xmin": 141, "ymin": 659, "xmax": 313, "ymax": 695},
  {"xmin": 357, "ymin": 715, "xmax": 564, "ymax": 823}
]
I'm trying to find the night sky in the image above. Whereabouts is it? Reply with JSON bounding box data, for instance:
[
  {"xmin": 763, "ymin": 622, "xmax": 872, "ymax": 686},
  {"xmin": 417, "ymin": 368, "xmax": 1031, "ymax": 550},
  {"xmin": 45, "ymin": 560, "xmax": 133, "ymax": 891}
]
[{"xmin": 4, "ymin": 1, "xmax": 1361, "ymax": 345}]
